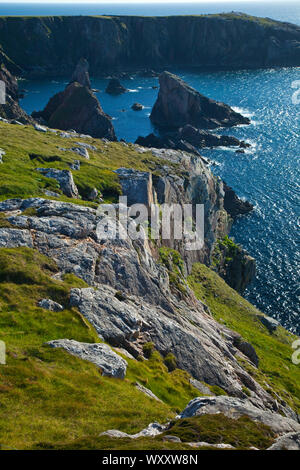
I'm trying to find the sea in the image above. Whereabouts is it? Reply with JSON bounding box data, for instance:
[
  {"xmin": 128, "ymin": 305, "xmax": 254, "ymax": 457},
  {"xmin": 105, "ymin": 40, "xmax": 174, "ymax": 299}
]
[{"xmin": 1, "ymin": 3, "xmax": 299, "ymax": 333}]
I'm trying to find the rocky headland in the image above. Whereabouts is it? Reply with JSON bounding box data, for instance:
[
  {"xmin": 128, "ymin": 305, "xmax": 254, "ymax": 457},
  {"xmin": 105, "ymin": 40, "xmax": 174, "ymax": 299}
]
[{"xmin": 0, "ymin": 13, "xmax": 299, "ymax": 451}]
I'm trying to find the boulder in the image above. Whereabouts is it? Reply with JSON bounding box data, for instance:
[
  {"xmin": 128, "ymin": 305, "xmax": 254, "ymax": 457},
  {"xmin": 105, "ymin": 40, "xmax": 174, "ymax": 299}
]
[
  {"xmin": 38, "ymin": 299, "xmax": 64, "ymax": 312},
  {"xmin": 267, "ymin": 431, "xmax": 300, "ymax": 450},
  {"xmin": 47, "ymin": 339, "xmax": 127, "ymax": 378},
  {"xmin": 70, "ymin": 58, "xmax": 91, "ymax": 89},
  {"xmin": 134, "ymin": 382, "xmax": 162, "ymax": 402},
  {"xmin": 105, "ymin": 78, "xmax": 127, "ymax": 95},
  {"xmin": 150, "ymin": 71, "xmax": 250, "ymax": 130},
  {"xmin": 258, "ymin": 315, "xmax": 280, "ymax": 333},
  {"xmin": 0, "ymin": 148, "xmax": 5, "ymax": 164},
  {"xmin": 100, "ymin": 422, "xmax": 166, "ymax": 439},
  {"xmin": 180, "ymin": 397, "xmax": 300, "ymax": 435},
  {"xmin": 33, "ymin": 82, "xmax": 116, "ymax": 141},
  {"xmin": 36, "ymin": 168, "xmax": 79, "ymax": 198},
  {"xmin": 131, "ymin": 103, "xmax": 143, "ymax": 111}
]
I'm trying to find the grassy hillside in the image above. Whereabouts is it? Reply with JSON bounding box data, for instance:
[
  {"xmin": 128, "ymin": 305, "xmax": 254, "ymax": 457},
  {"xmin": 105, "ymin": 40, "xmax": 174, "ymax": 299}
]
[
  {"xmin": 0, "ymin": 121, "xmax": 299, "ymax": 450},
  {"xmin": 0, "ymin": 121, "xmax": 175, "ymax": 203},
  {"xmin": 188, "ymin": 264, "xmax": 300, "ymax": 413}
]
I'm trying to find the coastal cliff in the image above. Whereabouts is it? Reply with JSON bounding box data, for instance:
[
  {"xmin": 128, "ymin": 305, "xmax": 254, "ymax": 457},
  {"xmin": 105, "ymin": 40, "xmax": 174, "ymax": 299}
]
[{"xmin": 0, "ymin": 13, "xmax": 299, "ymax": 77}]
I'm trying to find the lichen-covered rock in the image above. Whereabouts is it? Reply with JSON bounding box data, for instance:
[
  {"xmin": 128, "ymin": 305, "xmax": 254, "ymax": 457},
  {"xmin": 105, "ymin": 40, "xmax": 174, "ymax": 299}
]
[
  {"xmin": 0, "ymin": 228, "xmax": 33, "ymax": 248},
  {"xmin": 36, "ymin": 168, "xmax": 79, "ymax": 198},
  {"xmin": 180, "ymin": 397, "xmax": 300, "ymax": 435},
  {"xmin": 150, "ymin": 71, "xmax": 250, "ymax": 130},
  {"xmin": 267, "ymin": 431, "xmax": 300, "ymax": 450},
  {"xmin": 100, "ymin": 422, "xmax": 166, "ymax": 439},
  {"xmin": 47, "ymin": 339, "xmax": 127, "ymax": 378},
  {"xmin": 38, "ymin": 299, "xmax": 64, "ymax": 312}
]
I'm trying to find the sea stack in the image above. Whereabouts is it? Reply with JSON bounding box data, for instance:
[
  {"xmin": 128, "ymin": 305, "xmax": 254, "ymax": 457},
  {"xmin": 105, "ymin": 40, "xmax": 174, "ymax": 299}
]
[
  {"xmin": 150, "ymin": 71, "xmax": 250, "ymax": 130},
  {"xmin": 33, "ymin": 60, "xmax": 116, "ymax": 140},
  {"xmin": 105, "ymin": 78, "xmax": 127, "ymax": 95},
  {"xmin": 70, "ymin": 57, "xmax": 91, "ymax": 89}
]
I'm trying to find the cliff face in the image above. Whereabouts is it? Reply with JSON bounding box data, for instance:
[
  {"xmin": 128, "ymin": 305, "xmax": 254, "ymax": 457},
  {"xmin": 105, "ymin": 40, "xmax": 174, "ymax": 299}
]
[{"xmin": 0, "ymin": 13, "xmax": 299, "ymax": 77}]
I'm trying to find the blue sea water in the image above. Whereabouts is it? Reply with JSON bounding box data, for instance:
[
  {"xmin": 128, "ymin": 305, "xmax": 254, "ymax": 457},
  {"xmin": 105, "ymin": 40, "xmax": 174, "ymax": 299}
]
[
  {"xmin": 1, "ymin": 3, "xmax": 299, "ymax": 332},
  {"xmin": 0, "ymin": 2, "xmax": 299, "ymax": 26}
]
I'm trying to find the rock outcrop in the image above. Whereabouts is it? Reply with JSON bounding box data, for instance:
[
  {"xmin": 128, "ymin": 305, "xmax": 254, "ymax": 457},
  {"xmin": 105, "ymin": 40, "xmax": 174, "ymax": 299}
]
[
  {"xmin": 70, "ymin": 57, "xmax": 91, "ymax": 89},
  {"xmin": 150, "ymin": 72, "xmax": 250, "ymax": 130},
  {"xmin": 38, "ymin": 299, "xmax": 64, "ymax": 312},
  {"xmin": 47, "ymin": 339, "xmax": 128, "ymax": 378},
  {"xmin": 267, "ymin": 431, "xmax": 300, "ymax": 450},
  {"xmin": 33, "ymin": 81, "xmax": 116, "ymax": 140},
  {"xmin": 180, "ymin": 397, "xmax": 300, "ymax": 435},
  {"xmin": 105, "ymin": 78, "xmax": 127, "ymax": 95},
  {"xmin": 0, "ymin": 14, "xmax": 299, "ymax": 77},
  {"xmin": 36, "ymin": 168, "xmax": 79, "ymax": 198},
  {"xmin": 223, "ymin": 183, "xmax": 254, "ymax": 217},
  {"xmin": 0, "ymin": 63, "xmax": 33, "ymax": 124},
  {"xmin": 0, "ymin": 196, "xmax": 296, "ymax": 421},
  {"xmin": 136, "ymin": 125, "xmax": 250, "ymax": 153}
]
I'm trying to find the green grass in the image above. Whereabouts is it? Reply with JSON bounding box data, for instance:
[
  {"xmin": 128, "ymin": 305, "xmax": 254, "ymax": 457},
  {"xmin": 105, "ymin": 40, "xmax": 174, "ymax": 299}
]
[
  {"xmin": 0, "ymin": 247, "xmax": 201, "ymax": 450},
  {"xmin": 0, "ymin": 121, "xmax": 176, "ymax": 204},
  {"xmin": 188, "ymin": 263, "xmax": 300, "ymax": 413},
  {"xmin": 162, "ymin": 414, "xmax": 275, "ymax": 450}
]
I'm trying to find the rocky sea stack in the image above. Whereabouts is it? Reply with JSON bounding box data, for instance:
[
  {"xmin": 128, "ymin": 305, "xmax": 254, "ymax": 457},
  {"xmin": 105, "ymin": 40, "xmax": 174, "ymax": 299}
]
[
  {"xmin": 106, "ymin": 78, "xmax": 127, "ymax": 95},
  {"xmin": 150, "ymin": 71, "xmax": 250, "ymax": 130},
  {"xmin": 33, "ymin": 60, "xmax": 116, "ymax": 140}
]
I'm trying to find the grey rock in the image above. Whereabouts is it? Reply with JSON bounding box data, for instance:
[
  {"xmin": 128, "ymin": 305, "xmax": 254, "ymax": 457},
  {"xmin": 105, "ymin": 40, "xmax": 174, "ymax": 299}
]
[
  {"xmin": 43, "ymin": 189, "xmax": 61, "ymax": 198},
  {"xmin": 115, "ymin": 168, "xmax": 156, "ymax": 208},
  {"xmin": 162, "ymin": 435, "xmax": 181, "ymax": 443},
  {"xmin": 189, "ymin": 378, "xmax": 214, "ymax": 396},
  {"xmin": 188, "ymin": 442, "xmax": 235, "ymax": 449},
  {"xmin": 69, "ymin": 160, "xmax": 80, "ymax": 171},
  {"xmin": 36, "ymin": 168, "xmax": 79, "ymax": 198},
  {"xmin": 38, "ymin": 299, "xmax": 64, "ymax": 312},
  {"xmin": 150, "ymin": 71, "xmax": 250, "ymax": 130},
  {"xmin": 75, "ymin": 142, "xmax": 97, "ymax": 151},
  {"xmin": 87, "ymin": 188, "xmax": 99, "ymax": 201},
  {"xmin": 70, "ymin": 58, "xmax": 91, "ymax": 89},
  {"xmin": 100, "ymin": 422, "xmax": 166, "ymax": 439},
  {"xmin": 47, "ymin": 339, "xmax": 127, "ymax": 378},
  {"xmin": 180, "ymin": 397, "xmax": 300, "ymax": 435},
  {"xmin": 0, "ymin": 148, "xmax": 5, "ymax": 163},
  {"xmin": 267, "ymin": 431, "xmax": 300, "ymax": 450},
  {"xmin": 134, "ymin": 382, "xmax": 162, "ymax": 402},
  {"xmin": 0, "ymin": 228, "xmax": 33, "ymax": 248},
  {"xmin": 34, "ymin": 123, "xmax": 47, "ymax": 132},
  {"xmin": 234, "ymin": 338, "xmax": 259, "ymax": 367},
  {"xmin": 259, "ymin": 315, "xmax": 280, "ymax": 333}
]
